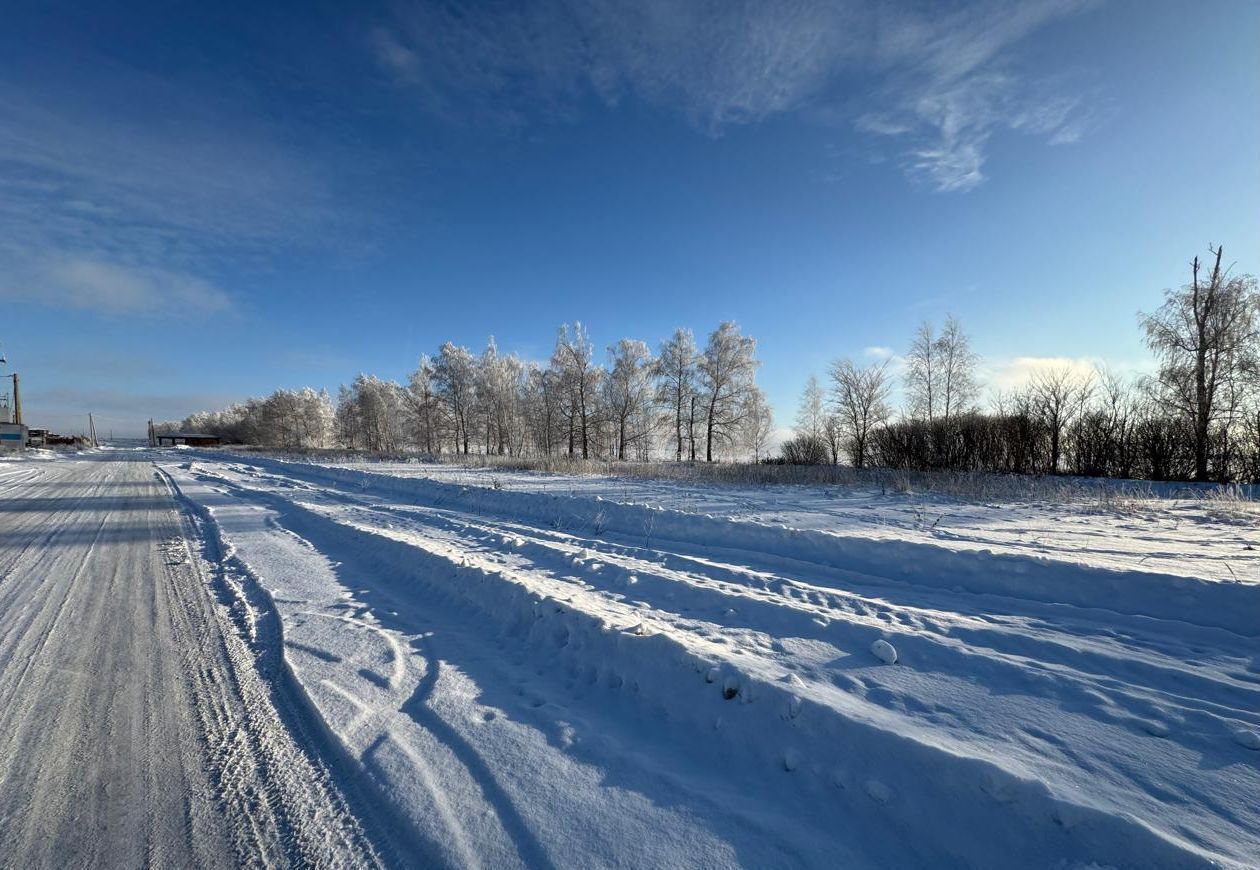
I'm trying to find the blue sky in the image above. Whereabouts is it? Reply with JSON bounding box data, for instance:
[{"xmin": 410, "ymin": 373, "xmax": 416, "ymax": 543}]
[{"xmin": 1, "ymin": 0, "xmax": 1256, "ymax": 437}]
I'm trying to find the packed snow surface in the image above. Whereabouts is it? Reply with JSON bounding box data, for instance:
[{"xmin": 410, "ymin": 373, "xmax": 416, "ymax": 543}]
[
  {"xmin": 4, "ymin": 450, "xmax": 1256, "ymax": 868},
  {"xmin": 0, "ymin": 454, "xmax": 379, "ymax": 867}
]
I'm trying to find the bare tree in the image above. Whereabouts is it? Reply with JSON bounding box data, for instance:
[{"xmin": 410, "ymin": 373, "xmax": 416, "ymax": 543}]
[
  {"xmin": 904, "ymin": 321, "xmax": 939, "ymax": 422},
  {"xmin": 1140, "ymin": 246, "xmax": 1260, "ymax": 480},
  {"xmin": 938, "ymin": 315, "xmax": 979, "ymax": 421},
  {"xmin": 697, "ymin": 322, "xmax": 760, "ymax": 462},
  {"xmin": 742, "ymin": 387, "xmax": 775, "ymax": 462},
  {"xmin": 795, "ymin": 375, "xmax": 826, "ymax": 441},
  {"xmin": 830, "ymin": 359, "xmax": 892, "ymax": 468},
  {"xmin": 822, "ymin": 414, "xmax": 844, "ymax": 465},
  {"xmin": 1028, "ymin": 366, "xmax": 1093, "ymax": 473}
]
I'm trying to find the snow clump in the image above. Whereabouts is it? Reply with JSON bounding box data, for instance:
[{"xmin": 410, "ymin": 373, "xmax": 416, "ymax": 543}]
[{"xmin": 870, "ymin": 638, "xmax": 898, "ymax": 665}]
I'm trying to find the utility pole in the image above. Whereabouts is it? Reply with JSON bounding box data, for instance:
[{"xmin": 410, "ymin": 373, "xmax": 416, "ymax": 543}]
[
  {"xmin": 11, "ymin": 373, "xmax": 21, "ymax": 426},
  {"xmin": 89, "ymin": 413, "xmax": 98, "ymax": 448},
  {"xmin": 148, "ymin": 418, "xmax": 156, "ymax": 447}
]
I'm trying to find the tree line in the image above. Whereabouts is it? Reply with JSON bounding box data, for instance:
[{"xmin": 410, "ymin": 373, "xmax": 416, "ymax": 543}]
[
  {"xmin": 782, "ymin": 246, "xmax": 1259, "ymax": 483},
  {"xmin": 160, "ymin": 321, "xmax": 774, "ymax": 463},
  {"xmin": 161, "ymin": 247, "xmax": 1259, "ymax": 483}
]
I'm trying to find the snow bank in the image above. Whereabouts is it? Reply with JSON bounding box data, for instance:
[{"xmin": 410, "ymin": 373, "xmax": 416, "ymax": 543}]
[
  {"xmin": 178, "ymin": 467, "xmax": 1223, "ymax": 868},
  {"xmin": 197, "ymin": 452, "xmax": 1260, "ymax": 638}
]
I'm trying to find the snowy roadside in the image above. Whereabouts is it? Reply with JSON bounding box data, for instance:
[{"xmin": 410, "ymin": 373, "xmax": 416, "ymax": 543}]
[{"xmin": 159, "ymin": 452, "xmax": 1260, "ymax": 869}]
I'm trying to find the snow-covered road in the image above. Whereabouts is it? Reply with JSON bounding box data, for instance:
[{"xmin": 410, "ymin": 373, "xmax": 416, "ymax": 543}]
[
  {"xmin": 0, "ymin": 455, "xmax": 380, "ymax": 868},
  {"xmin": 2, "ymin": 451, "xmax": 1255, "ymax": 868},
  {"xmin": 151, "ymin": 451, "xmax": 1258, "ymax": 869}
]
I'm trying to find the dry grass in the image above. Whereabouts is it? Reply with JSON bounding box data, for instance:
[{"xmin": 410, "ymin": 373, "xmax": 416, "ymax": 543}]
[{"xmin": 213, "ymin": 445, "xmax": 1257, "ymax": 509}]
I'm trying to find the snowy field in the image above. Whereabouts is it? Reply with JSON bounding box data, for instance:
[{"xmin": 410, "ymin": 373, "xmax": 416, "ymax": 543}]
[
  {"xmin": 319, "ymin": 459, "xmax": 1260, "ymax": 584},
  {"xmin": 3, "ymin": 449, "xmax": 1257, "ymax": 868}
]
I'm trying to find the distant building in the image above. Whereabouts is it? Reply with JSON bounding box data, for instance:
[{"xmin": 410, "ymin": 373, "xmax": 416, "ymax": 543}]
[
  {"xmin": 156, "ymin": 432, "xmax": 223, "ymax": 447},
  {"xmin": 0, "ymin": 422, "xmax": 28, "ymax": 451}
]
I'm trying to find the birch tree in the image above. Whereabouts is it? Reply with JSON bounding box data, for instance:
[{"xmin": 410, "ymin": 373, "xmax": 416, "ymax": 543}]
[
  {"xmin": 795, "ymin": 375, "xmax": 826, "ymax": 441},
  {"xmin": 742, "ymin": 387, "xmax": 775, "ymax": 462},
  {"xmin": 434, "ymin": 342, "xmax": 476, "ymax": 454},
  {"xmin": 938, "ymin": 315, "xmax": 979, "ymax": 421},
  {"xmin": 904, "ymin": 322, "xmax": 939, "ymax": 422},
  {"xmin": 656, "ymin": 328, "xmax": 698, "ymax": 461},
  {"xmin": 402, "ymin": 354, "xmax": 442, "ymax": 454},
  {"xmin": 698, "ymin": 321, "xmax": 759, "ymax": 462},
  {"xmin": 1140, "ymin": 246, "xmax": 1260, "ymax": 480},
  {"xmin": 553, "ymin": 323, "xmax": 601, "ymax": 459},
  {"xmin": 603, "ymin": 339, "xmax": 655, "ymax": 460}
]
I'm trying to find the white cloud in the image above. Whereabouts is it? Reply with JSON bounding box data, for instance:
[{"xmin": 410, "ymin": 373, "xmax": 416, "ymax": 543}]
[
  {"xmin": 372, "ymin": 0, "xmax": 1096, "ymax": 189},
  {"xmin": 985, "ymin": 355, "xmax": 1105, "ymax": 392},
  {"xmin": 27, "ymin": 257, "xmax": 234, "ymax": 317},
  {"xmin": 863, "ymin": 345, "xmax": 895, "ymax": 360}
]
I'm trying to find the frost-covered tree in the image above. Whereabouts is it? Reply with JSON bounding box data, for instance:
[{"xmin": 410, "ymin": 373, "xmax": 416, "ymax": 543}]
[
  {"xmin": 338, "ymin": 375, "xmax": 403, "ymax": 452},
  {"xmin": 603, "ymin": 339, "xmax": 655, "ymax": 460},
  {"xmin": 434, "ymin": 342, "xmax": 476, "ymax": 454},
  {"xmin": 698, "ymin": 322, "xmax": 760, "ymax": 462},
  {"xmin": 476, "ymin": 338, "xmax": 524, "ymax": 456},
  {"xmin": 265, "ymin": 387, "xmax": 334, "ymax": 449},
  {"xmin": 402, "ymin": 355, "xmax": 443, "ymax": 454},
  {"xmin": 552, "ymin": 323, "xmax": 601, "ymax": 459},
  {"xmin": 523, "ymin": 363, "xmax": 564, "ymax": 457},
  {"xmin": 656, "ymin": 328, "xmax": 698, "ymax": 461},
  {"xmin": 741, "ymin": 387, "xmax": 775, "ymax": 462}
]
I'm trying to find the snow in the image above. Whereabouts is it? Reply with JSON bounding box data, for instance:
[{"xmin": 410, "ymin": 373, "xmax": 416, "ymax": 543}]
[
  {"xmin": 309, "ymin": 460, "xmax": 1259, "ymax": 581},
  {"xmin": 49, "ymin": 448, "xmax": 1256, "ymax": 867},
  {"xmin": 0, "ymin": 454, "xmax": 378, "ymax": 867},
  {"xmin": 869, "ymin": 638, "xmax": 898, "ymax": 664}
]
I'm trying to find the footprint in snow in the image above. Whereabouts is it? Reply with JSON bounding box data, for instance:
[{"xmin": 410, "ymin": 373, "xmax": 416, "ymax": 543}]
[
  {"xmin": 864, "ymin": 780, "xmax": 893, "ymax": 804},
  {"xmin": 1232, "ymin": 728, "xmax": 1260, "ymax": 750}
]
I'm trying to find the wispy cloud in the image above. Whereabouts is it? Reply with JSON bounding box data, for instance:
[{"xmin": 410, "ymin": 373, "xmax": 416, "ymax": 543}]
[
  {"xmin": 851, "ymin": 1, "xmax": 1096, "ymax": 191},
  {"xmin": 0, "ymin": 257, "xmax": 235, "ymax": 318},
  {"xmin": 0, "ymin": 71, "xmax": 332, "ymax": 317},
  {"xmin": 371, "ymin": 0, "xmax": 1097, "ymax": 189}
]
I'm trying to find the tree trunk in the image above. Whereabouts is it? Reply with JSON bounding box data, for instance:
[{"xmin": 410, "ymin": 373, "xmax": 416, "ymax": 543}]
[
  {"xmin": 675, "ymin": 396, "xmax": 683, "ymax": 462},
  {"xmin": 705, "ymin": 396, "xmax": 717, "ymax": 462}
]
